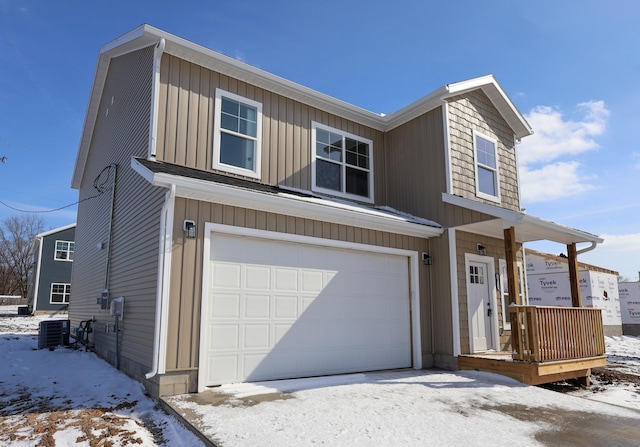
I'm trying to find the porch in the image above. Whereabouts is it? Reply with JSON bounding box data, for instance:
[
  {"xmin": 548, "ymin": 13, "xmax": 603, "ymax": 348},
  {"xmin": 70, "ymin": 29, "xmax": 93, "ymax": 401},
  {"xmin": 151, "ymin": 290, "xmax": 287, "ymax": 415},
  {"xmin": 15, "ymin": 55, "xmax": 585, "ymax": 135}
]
[{"xmin": 459, "ymin": 305, "xmax": 607, "ymax": 385}]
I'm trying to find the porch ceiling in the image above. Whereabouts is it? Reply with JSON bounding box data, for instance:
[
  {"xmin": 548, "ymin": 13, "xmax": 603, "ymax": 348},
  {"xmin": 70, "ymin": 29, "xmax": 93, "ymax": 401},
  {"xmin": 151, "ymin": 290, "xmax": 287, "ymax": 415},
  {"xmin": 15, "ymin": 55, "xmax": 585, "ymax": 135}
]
[{"xmin": 442, "ymin": 193, "xmax": 603, "ymax": 246}]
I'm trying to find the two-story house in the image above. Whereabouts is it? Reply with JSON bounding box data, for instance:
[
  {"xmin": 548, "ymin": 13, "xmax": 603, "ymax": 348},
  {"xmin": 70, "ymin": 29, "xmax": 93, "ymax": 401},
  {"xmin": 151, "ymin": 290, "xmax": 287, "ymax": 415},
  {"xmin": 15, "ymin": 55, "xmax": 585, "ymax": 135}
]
[
  {"xmin": 70, "ymin": 25, "xmax": 604, "ymax": 398},
  {"xmin": 27, "ymin": 223, "xmax": 76, "ymax": 314}
]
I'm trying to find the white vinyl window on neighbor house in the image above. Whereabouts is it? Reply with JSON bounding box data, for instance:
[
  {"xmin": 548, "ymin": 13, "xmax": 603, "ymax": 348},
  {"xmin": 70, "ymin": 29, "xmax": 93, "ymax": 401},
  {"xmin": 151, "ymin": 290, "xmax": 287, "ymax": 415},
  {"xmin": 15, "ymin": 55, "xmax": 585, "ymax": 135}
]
[
  {"xmin": 311, "ymin": 122, "xmax": 374, "ymax": 203},
  {"xmin": 213, "ymin": 89, "xmax": 262, "ymax": 179},
  {"xmin": 54, "ymin": 240, "xmax": 74, "ymax": 261},
  {"xmin": 474, "ymin": 130, "xmax": 500, "ymax": 202},
  {"xmin": 50, "ymin": 283, "xmax": 71, "ymax": 304}
]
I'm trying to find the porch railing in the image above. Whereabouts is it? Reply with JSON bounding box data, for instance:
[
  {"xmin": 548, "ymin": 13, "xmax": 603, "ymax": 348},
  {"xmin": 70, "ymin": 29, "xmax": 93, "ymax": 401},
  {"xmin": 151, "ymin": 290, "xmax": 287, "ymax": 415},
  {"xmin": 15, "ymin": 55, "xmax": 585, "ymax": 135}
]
[{"xmin": 510, "ymin": 305, "xmax": 606, "ymax": 362}]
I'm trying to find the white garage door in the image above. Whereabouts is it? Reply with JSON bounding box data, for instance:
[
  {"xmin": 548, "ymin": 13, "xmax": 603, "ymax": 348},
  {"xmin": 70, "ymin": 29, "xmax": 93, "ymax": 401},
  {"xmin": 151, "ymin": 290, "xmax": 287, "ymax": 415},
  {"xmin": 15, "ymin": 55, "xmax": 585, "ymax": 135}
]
[{"xmin": 202, "ymin": 232, "xmax": 412, "ymax": 385}]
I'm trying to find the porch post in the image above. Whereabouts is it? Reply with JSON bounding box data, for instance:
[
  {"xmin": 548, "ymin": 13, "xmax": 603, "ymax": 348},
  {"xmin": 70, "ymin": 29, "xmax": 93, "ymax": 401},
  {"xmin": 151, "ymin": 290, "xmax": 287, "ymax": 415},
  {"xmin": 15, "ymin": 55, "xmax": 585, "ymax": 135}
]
[
  {"xmin": 567, "ymin": 242, "xmax": 582, "ymax": 307},
  {"xmin": 504, "ymin": 226, "xmax": 520, "ymax": 305},
  {"xmin": 504, "ymin": 226, "xmax": 521, "ymax": 355}
]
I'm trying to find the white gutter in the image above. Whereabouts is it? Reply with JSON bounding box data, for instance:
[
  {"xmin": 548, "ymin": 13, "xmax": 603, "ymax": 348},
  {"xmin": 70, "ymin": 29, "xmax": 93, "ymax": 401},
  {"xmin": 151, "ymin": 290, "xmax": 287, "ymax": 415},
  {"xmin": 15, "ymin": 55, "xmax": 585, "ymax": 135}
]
[
  {"xmin": 146, "ymin": 184, "xmax": 176, "ymax": 379},
  {"xmin": 148, "ymin": 38, "xmax": 165, "ymax": 160}
]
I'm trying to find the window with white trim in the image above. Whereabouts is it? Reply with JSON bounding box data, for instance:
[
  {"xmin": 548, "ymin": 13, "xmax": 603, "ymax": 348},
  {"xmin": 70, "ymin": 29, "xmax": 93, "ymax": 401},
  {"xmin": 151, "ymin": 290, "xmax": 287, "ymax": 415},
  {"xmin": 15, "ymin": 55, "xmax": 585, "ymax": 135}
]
[
  {"xmin": 498, "ymin": 259, "xmax": 525, "ymax": 330},
  {"xmin": 54, "ymin": 240, "xmax": 74, "ymax": 261},
  {"xmin": 50, "ymin": 283, "xmax": 71, "ymax": 304},
  {"xmin": 311, "ymin": 122, "xmax": 373, "ymax": 202},
  {"xmin": 213, "ymin": 89, "xmax": 262, "ymax": 179},
  {"xmin": 474, "ymin": 130, "xmax": 500, "ymax": 201}
]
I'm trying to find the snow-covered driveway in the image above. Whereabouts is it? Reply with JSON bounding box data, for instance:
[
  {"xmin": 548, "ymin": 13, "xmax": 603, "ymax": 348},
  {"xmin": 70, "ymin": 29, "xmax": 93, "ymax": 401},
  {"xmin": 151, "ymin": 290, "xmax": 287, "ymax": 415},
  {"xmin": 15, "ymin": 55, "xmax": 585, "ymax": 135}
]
[{"xmin": 165, "ymin": 368, "xmax": 640, "ymax": 447}]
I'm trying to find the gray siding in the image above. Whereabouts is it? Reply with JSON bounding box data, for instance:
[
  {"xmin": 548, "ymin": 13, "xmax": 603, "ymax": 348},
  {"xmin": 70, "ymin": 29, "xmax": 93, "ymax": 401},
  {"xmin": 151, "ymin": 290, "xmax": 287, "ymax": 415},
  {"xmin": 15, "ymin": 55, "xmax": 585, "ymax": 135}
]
[
  {"xmin": 155, "ymin": 54, "xmax": 387, "ymax": 205},
  {"xmin": 34, "ymin": 227, "xmax": 75, "ymax": 312},
  {"xmin": 447, "ymin": 90, "xmax": 521, "ymax": 212},
  {"xmin": 71, "ymin": 46, "xmax": 165, "ymax": 378},
  {"xmin": 165, "ymin": 198, "xmax": 444, "ymax": 372}
]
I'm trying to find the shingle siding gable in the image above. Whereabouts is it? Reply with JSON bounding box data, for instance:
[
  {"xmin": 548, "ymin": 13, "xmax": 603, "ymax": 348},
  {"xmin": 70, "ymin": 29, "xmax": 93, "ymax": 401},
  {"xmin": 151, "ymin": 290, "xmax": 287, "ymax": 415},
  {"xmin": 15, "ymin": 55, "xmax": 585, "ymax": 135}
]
[{"xmin": 447, "ymin": 90, "xmax": 521, "ymax": 212}]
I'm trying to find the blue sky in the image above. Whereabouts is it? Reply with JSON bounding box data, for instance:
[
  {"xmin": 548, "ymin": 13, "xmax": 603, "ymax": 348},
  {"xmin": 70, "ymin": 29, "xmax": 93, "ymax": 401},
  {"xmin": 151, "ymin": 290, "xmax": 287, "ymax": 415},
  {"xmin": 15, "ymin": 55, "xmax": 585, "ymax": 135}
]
[{"xmin": 1, "ymin": 1, "xmax": 639, "ymax": 280}]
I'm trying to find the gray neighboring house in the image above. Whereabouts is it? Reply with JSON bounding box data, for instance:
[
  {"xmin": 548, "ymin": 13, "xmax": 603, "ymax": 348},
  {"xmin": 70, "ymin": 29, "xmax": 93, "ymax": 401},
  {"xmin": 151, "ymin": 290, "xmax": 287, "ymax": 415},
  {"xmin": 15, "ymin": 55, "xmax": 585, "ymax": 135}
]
[{"xmin": 27, "ymin": 223, "xmax": 76, "ymax": 314}]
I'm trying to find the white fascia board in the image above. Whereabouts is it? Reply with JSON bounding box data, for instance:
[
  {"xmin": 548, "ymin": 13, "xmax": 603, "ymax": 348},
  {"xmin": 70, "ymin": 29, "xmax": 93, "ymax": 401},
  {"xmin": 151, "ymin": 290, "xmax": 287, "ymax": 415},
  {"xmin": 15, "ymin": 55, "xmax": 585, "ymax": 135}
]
[
  {"xmin": 132, "ymin": 160, "xmax": 442, "ymax": 239},
  {"xmin": 444, "ymin": 75, "xmax": 533, "ymax": 139},
  {"xmin": 442, "ymin": 192, "xmax": 602, "ymax": 244},
  {"xmin": 442, "ymin": 193, "xmax": 522, "ymax": 222},
  {"xmin": 34, "ymin": 223, "xmax": 77, "ymax": 239},
  {"xmin": 520, "ymin": 214, "xmax": 603, "ymax": 244}
]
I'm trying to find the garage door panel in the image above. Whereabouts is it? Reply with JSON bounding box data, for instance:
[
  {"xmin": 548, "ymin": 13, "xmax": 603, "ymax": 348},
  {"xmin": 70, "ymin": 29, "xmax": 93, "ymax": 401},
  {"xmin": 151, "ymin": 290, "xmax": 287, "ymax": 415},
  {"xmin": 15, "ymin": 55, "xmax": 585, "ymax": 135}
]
[
  {"xmin": 244, "ymin": 294, "xmax": 270, "ymax": 318},
  {"xmin": 211, "ymin": 293, "xmax": 240, "ymax": 318},
  {"xmin": 245, "ymin": 265, "xmax": 271, "ymax": 290},
  {"xmin": 274, "ymin": 295, "xmax": 298, "ymax": 318},
  {"xmin": 243, "ymin": 325, "xmax": 270, "ymax": 349},
  {"xmin": 204, "ymin": 233, "xmax": 412, "ymax": 385}
]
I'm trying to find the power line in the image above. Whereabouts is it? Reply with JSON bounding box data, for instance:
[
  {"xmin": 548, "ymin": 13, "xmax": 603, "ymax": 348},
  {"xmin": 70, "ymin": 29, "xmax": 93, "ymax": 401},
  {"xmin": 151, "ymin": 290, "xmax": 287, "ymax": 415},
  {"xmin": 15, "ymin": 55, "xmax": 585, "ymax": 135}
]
[{"xmin": 0, "ymin": 164, "xmax": 116, "ymax": 214}]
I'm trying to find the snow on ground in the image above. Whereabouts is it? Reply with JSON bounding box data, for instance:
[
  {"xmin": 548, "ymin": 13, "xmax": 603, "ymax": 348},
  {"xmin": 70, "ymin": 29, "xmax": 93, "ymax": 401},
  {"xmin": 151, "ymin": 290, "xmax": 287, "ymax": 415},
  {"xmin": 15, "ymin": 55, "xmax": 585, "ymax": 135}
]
[
  {"xmin": 2, "ymin": 305, "xmax": 640, "ymax": 446},
  {"xmin": 0, "ymin": 307, "xmax": 205, "ymax": 447}
]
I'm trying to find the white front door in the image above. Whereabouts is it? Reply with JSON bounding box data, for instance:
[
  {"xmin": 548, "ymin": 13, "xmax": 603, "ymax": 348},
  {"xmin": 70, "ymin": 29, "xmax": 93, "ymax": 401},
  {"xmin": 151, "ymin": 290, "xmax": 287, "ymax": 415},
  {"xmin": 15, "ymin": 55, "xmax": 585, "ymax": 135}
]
[{"xmin": 468, "ymin": 260, "xmax": 494, "ymax": 352}]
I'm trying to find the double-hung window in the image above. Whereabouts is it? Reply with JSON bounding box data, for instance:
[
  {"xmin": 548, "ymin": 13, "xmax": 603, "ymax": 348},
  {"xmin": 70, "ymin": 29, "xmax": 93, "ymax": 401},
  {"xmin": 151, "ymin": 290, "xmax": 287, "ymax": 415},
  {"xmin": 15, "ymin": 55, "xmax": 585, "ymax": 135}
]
[
  {"xmin": 474, "ymin": 130, "xmax": 500, "ymax": 202},
  {"xmin": 50, "ymin": 283, "xmax": 71, "ymax": 304},
  {"xmin": 54, "ymin": 240, "xmax": 74, "ymax": 261},
  {"xmin": 312, "ymin": 122, "xmax": 373, "ymax": 202},
  {"xmin": 213, "ymin": 89, "xmax": 262, "ymax": 179}
]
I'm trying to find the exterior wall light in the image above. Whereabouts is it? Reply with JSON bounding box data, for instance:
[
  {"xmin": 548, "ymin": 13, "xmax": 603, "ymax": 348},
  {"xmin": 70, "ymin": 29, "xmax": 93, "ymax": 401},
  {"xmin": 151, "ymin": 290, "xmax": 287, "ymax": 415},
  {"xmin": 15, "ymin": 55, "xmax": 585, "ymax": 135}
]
[
  {"xmin": 422, "ymin": 252, "xmax": 432, "ymax": 266},
  {"xmin": 183, "ymin": 220, "xmax": 196, "ymax": 239}
]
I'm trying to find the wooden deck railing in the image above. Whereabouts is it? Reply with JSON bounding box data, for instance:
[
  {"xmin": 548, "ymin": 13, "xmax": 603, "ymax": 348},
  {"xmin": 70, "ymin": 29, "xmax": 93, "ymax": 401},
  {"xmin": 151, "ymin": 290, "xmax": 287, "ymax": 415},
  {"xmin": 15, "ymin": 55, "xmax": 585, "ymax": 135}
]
[{"xmin": 510, "ymin": 305, "xmax": 606, "ymax": 362}]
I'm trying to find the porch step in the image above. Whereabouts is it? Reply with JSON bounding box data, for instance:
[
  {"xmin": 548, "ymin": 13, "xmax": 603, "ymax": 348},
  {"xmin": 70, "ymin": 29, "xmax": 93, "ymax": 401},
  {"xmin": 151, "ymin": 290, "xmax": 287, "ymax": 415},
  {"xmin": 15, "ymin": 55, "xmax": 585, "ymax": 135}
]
[{"xmin": 458, "ymin": 354, "xmax": 607, "ymax": 386}]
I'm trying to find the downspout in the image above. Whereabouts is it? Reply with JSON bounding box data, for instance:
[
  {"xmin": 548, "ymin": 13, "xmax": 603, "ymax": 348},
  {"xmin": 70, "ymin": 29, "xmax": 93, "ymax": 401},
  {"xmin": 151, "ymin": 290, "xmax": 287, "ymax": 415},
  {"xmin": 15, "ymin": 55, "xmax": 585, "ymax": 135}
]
[
  {"xmin": 577, "ymin": 241, "xmax": 599, "ymax": 255},
  {"xmin": 148, "ymin": 38, "xmax": 165, "ymax": 161},
  {"xmin": 31, "ymin": 238, "xmax": 43, "ymax": 313},
  {"xmin": 146, "ymin": 183, "xmax": 175, "ymax": 380}
]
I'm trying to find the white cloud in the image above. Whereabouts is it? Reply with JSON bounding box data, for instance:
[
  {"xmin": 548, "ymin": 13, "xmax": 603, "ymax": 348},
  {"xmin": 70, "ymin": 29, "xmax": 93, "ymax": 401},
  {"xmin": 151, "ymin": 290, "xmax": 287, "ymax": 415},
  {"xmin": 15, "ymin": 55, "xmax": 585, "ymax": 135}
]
[
  {"xmin": 579, "ymin": 233, "xmax": 640, "ymax": 280},
  {"xmin": 517, "ymin": 100, "xmax": 609, "ymax": 203},
  {"xmin": 519, "ymin": 161, "xmax": 595, "ymax": 203},
  {"xmin": 518, "ymin": 101, "xmax": 608, "ymax": 165}
]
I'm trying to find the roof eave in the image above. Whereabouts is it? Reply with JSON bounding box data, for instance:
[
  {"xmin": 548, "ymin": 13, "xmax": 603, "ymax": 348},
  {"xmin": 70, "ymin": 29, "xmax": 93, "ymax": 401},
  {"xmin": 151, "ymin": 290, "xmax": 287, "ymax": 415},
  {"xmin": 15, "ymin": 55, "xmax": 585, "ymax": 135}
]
[{"xmin": 132, "ymin": 159, "xmax": 442, "ymax": 239}]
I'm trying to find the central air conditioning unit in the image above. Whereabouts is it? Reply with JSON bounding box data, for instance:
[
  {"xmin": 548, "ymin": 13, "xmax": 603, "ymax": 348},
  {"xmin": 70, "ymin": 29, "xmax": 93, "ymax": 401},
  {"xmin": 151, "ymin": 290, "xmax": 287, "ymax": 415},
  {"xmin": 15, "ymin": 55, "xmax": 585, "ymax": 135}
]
[{"xmin": 38, "ymin": 320, "xmax": 70, "ymax": 350}]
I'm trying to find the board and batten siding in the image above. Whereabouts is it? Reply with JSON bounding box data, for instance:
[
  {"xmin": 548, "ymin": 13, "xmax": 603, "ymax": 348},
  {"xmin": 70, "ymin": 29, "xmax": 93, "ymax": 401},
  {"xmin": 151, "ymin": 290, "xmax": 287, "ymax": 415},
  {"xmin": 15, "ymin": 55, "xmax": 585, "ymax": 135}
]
[
  {"xmin": 72, "ymin": 45, "xmax": 165, "ymax": 378},
  {"xmin": 164, "ymin": 197, "xmax": 440, "ymax": 372},
  {"xmin": 447, "ymin": 90, "xmax": 521, "ymax": 212},
  {"xmin": 384, "ymin": 107, "xmax": 447, "ymax": 220},
  {"xmin": 154, "ymin": 54, "xmax": 387, "ymax": 204}
]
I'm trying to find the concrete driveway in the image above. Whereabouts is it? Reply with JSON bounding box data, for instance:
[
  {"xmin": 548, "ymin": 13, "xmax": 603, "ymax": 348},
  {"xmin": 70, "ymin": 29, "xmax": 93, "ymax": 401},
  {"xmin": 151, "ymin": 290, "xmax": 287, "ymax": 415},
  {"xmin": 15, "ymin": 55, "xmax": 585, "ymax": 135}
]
[{"xmin": 161, "ymin": 370, "xmax": 640, "ymax": 447}]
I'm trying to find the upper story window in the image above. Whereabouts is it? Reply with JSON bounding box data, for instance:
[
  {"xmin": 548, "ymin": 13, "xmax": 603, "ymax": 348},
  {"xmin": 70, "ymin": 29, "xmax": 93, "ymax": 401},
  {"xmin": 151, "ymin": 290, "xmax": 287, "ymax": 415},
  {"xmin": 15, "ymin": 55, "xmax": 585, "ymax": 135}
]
[
  {"xmin": 213, "ymin": 89, "xmax": 262, "ymax": 179},
  {"xmin": 474, "ymin": 130, "xmax": 501, "ymax": 202},
  {"xmin": 54, "ymin": 240, "xmax": 74, "ymax": 261},
  {"xmin": 311, "ymin": 122, "xmax": 374, "ymax": 203}
]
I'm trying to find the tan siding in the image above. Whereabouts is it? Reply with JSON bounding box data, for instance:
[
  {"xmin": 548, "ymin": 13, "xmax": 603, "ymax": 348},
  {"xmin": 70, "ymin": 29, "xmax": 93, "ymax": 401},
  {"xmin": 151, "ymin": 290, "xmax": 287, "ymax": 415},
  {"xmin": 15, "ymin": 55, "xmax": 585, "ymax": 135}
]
[
  {"xmin": 71, "ymin": 46, "xmax": 164, "ymax": 378},
  {"xmin": 455, "ymin": 231, "xmax": 523, "ymax": 354},
  {"xmin": 385, "ymin": 107, "xmax": 447, "ymax": 221},
  {"xmin": 155, "ymin": 54, "xmax": 385, "ymax": 203},
  {"xmin": 165, "ymin": 198, "xmax": 435, "ymax": 372},
  {"xmin": 447, "ymin": 90, "xmax": 521, "ymax": 211}
]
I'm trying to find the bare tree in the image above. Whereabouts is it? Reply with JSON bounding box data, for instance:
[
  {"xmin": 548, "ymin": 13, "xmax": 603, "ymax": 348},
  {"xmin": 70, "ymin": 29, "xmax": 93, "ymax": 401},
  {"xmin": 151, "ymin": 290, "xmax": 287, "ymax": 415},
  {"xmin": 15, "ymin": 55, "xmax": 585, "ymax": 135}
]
[{"xmin": 0, "ymin": 214, "xmax": 45, "ymax": 297}]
